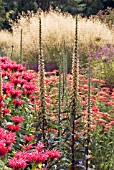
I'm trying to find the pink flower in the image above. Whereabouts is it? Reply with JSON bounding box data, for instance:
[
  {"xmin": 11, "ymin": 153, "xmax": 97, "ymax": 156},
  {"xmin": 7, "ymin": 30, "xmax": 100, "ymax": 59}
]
[
  {"xmin": 35, "ymin": 142, "xmax": 44, "ymax": 152},
  {"xmin": 12, "ymin": 116, "xmax": 25, "ymax": 124},
  {"xmin": 13, "ymin": 99, "xmax": 25, "ymax": 106},
  {"xmin": 22, "ymin": 144, "xmax": 33, "ymax": 151},
  {"xmin": 7, "ymin": 124, "xmax": 15, "ymax": 131},
  {"xmin": 2, "ymin": 108, "xmax": 10, "ymax": 115},
  {"xmin": 0, "ymin": 140, "xmax": 9, "ymax": 156},
  {"xmin": 8, "ymin": 157, "xmax": 27, "ymax": 169},
  {"xmin": 97, "ymin": 119, "xmax": 107, "ymax": 125},
  {"xmin": 7, "ymin": 124, "xmax": 21, "ymax": 132},
  {"xmin": 46, "ymin": 97, "xmax": 50, "ymax": 103},
  {"xmin": 24, "ymin": 135, "xmax": 34, "ymax": 142},
  {"xmin": 47, "ymin": 149, "xmax": 61, "ymax": 159}
]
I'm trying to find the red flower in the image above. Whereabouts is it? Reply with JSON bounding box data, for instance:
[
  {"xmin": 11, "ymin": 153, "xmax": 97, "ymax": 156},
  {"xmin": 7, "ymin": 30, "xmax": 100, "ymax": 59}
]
[
  {"xmin": 22, "ymin": 72, "xmax": 34, "ymax": 81},
  {"xmin": 26, "ymin": 152, "xmax": 48, "ymax": 163},
  {"xmin": 7, "ymin": 124, "xmax": 15, "ymax": 131},
  {"xmin": 0, "ymin": 101, "xmax": 4, "ymax": 107},
  {"xmin": 7, "ymin": 124, "xmax": 21, "ymax": 132},
  {"xmin": 35, "ymin": 142, "xmax": 44, "ymax": 152},
  {"xmin": 2, "ymin": 108, "xmax": 10, "ymax": 115},
  {"xmin": 12, "ymin": 116, "xmax": 25, "ymax": 124},
  {"xmin": 8, "ymin": 157, "xmax": 27, "ymax": 169},
  {"xmin": 24, "ymin": 135, "xmax": 34, "ymax": 142},
  {"xmin": 0, "ymin": 95, "xmax": 3, "ymax": 102},
  {"xmin": 22, "ymin": 144, "xmax": 33, "ymax": 151},
  {"xmin": 15, "ymin": 124, "xmax": 21, "ymax": 132},
  {"xmin": 5, "ymin": 132, "xmax": 16, "ymax": 145},
  {"xmin": 46, "ymin": 97, "xmax": 50, "ymax": 103},
  {"xmin": 47, "ymin": 149, "xmax": 61, "ymax": 159},
  {"xmin": 0, "ymin": 128, "xmax": 6, "ymax": 139},
  {"xmin": 17, "ymin": 64, "xmax": 26, "ymax": 72},
  {"xmin": 10, "ymin": 89, "xmax": 23, "ymax": 98},
  {"xmin": 0, "ymin": 140, "xmax": 9, "ymax": 156},
  {"xmin": 13, "ymin": 99, "xmax": 25, "ymax": 106}
]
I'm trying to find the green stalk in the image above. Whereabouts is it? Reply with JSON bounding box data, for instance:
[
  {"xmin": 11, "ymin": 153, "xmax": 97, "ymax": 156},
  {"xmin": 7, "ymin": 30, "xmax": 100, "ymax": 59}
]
[
  {"xmin": 86, "ymin": 61, "xmax": 91, "ymax": 170},
  {"xmin": 11, "ymin": 45, "xmax": 14, "ymax": 60},
  {"xmin": 0, "ymin": 66, "xmax": 2, "ymax": 125},
  {"xmin": 58, "ymin": 55, "xmax": 62, "ymax": 147},
  {"xmin": 2, "ymin": 155, "xmax": 7, "ymax": 170},
  {"xmin": 32, "ymin": 164, "xmax": 37, "ymax": 170}
]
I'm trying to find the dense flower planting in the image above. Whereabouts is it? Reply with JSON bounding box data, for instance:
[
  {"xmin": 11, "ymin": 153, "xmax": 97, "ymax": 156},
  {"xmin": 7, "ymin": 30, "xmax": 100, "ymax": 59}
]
[{"xmin": 0, "ymin": 56, "xmax": 114, "ymax": 169}]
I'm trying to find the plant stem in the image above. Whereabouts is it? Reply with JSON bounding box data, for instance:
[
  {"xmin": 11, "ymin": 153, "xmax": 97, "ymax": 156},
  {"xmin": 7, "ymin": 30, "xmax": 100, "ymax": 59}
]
[
  {"xmin": 86, "ymin": 62, "xmax": 91, "ymax": 170},
  {"xmin": 0, "ymin": 66, "xmax": 2, "ymax": 125},
  {"xmin": 32, "ymin": 164, "xmax": 37, "ymax": 170}
]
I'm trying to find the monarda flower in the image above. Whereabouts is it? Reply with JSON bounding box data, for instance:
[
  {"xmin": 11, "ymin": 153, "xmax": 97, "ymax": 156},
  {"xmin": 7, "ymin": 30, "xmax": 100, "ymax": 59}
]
[
  {"xmin": 26, "ymin": 152, "xmax": 48, "ymax": 163},
  {"xmin": 5, "ymin": 131, "xmax": 16, "ymax": 145},
  {"xmin": 8, "ymin": 157, "xmax": 27, "ymax": 169},
  {"xmin": 7, "ymin": 124, "xmax": 21, "ymax": 132},
  {"xmin": 24, "ymin": 135, "xmax": 34, "ymax": 142},
  {"xmin": 17, "ymin": 64, "xmax": 26, "ymax": 72},
  {"xmin": 22, "ymin": 144, "xmax": 33, "ymax": 151},
  {"xmin": 35, "ymin": 142, "xmax": 44, "ymax": 152},
  {"xmin": 22, "ymin": 72, "xmax": 34, "ymax": 82},
  {"xmin": 0, "ymin": 140, "xmax": 10, "ymax": 156},
  {"xmin": 13, "ymin": 99, "xmax": 25, "ymax": 107},
  {"xmin": 46, "ymin": 149, "xmax": 61, "ymax": 159},
  {"xmin": 9, "ymin": 89, "xmax": 23, "ymax": 98},
  {"xmin": 2, "ymin": 108, "xmax": 10, "ymax": 115},
  {"xmin": 12, "ymin": 116, "xmax": 24, "ymax": 124},
  {"xmin": 0, "ymin": 128, "xmax": 6, "ymax": 138}
]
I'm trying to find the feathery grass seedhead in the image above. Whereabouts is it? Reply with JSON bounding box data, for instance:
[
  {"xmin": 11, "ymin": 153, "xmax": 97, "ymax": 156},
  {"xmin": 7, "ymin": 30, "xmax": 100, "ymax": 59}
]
[{"xmin": 20, "ymin": 29, "xmax": 23, "ymax": 64}]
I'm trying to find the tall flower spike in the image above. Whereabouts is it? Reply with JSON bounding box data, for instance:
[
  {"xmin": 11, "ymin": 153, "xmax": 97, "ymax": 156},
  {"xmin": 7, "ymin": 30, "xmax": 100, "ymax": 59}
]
[
  {"xmin": 0, "ymin": 66, "xmax": 3, "ymax": 125},
  {"xmin": 62, "ymin": 41, "xmax": 68, "ymax": 104},
  {"xmin": 38, "ymin": 9, "xmax": 46, "ymax": 143},
  {"xmin": 71, "ymin": 15, "xmax": 79, "ymax": 170},
  {"xmin": 72, "ymin": 15, "xmax": 79, "ymax": 101}
]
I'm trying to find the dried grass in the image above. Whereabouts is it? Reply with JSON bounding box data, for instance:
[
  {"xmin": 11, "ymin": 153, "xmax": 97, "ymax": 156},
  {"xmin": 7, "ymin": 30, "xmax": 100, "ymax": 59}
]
[{"xmin": 0, "ymin": 10, "xmax": 114, "ymax": 64}]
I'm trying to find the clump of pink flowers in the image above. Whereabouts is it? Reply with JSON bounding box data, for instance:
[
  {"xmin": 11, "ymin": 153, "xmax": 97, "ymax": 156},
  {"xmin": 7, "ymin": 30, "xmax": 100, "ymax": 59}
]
[
  {"xmin": 8, "ymin": 141, "xmax": 61, "ymax": 170},
  {"xmin": 0, "ymin": 128, "xmax": 16, "ymax": 157}
]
